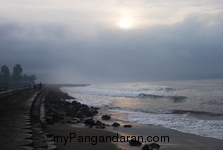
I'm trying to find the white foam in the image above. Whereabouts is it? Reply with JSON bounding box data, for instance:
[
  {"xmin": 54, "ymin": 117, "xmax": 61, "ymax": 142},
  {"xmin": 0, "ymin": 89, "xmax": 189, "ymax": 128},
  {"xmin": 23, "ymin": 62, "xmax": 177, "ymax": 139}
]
[
  {"xmin": 109, "ymin": 108, "xmax": 223, "ymax": 140},
  {"xmin": 60, "ymin": 81, "xmax": 223, "ymax": 140},
  {"xmin": 61, "ymin": 86, "xmax": 114, "ymax": 107},
  {"xmin": 60, "ymin": 84, "xmax": 177, "ymax": 99}
]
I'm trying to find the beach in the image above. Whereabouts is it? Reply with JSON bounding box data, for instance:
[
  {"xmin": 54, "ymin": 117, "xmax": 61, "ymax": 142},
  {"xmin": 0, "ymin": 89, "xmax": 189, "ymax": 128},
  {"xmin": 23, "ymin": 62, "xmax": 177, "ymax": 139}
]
[
  {"xmin": 0, "ymin": 84, "xmax": 223, "ymax": 150},
  {"xmin": 47, "ymin": 115, "xmax": 223, "ymax": 150},
  {"xmin": 46, "ymin": 84, "xmax": 223, "ymax": 150}
]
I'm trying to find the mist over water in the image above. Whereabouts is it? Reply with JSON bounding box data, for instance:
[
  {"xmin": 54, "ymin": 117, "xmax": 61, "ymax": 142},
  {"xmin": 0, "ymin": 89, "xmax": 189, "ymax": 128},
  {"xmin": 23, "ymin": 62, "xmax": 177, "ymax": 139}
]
[{"xmin": 61, "ymin": 79, "xmax": 223, "ymax": 140}]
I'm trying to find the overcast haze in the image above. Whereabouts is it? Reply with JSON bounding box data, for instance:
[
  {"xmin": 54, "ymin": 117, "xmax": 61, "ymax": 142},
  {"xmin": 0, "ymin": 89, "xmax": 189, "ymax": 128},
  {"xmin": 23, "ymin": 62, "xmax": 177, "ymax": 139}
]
[{"xmin": 1, "ymin": 0, "xmax": 223, "ymax": 83}]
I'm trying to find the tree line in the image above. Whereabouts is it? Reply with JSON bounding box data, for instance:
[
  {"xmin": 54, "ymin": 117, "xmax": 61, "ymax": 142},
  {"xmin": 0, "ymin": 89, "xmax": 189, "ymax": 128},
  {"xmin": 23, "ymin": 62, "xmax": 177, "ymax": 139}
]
[{"xmin": 0, "ymin": 64, "xmax": 37, "ymax": 89}]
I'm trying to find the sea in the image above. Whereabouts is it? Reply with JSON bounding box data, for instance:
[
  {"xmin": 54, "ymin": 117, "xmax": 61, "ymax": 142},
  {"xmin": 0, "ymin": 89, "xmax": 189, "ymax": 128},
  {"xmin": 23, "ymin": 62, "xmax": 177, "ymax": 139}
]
[{"xmin": 60, "ymin": 79, "xmax": 223, "ymax": 140}]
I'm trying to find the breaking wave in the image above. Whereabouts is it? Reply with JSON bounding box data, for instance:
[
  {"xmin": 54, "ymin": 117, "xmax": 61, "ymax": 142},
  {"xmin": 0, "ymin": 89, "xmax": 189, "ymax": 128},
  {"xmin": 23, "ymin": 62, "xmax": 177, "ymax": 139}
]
[
  {"xmin": 138, "ymin": 93, "xmax": 187, "ymax": 102},
  {"xmin": 168, "ymin": 96, "xmax": 187, "ymax": 103},
  {"xmin": 171, "ymin": 109, "xmax": 223, "ymax": 117},
  {"xmin": 109, "ymin": 107, "xmax": 223, "ymax": 117},
  {"xmin": 109, "ymin": 107, "xmax": 223, "ymax": 140}
]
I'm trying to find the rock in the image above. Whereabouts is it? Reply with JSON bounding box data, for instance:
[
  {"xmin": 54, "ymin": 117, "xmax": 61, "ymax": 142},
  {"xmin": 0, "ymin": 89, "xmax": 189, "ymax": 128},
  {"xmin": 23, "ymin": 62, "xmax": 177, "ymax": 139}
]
[
  {"xmin": 102, "ymin": 115, "xmax": 111, "ymax": 120},
  {"xmin": 76, "ymin": 104, "xmax": 97, "ymax": 118},
  {"xmin": 148, "ymin": 143, "xmax": 161, "ymax": 149},
  {"xmin": 95, "ymin": 120, "xmax": 106, "ymax": 129},
  {"xmin": 141, "ymin": 144, "xmax": 153, "ymax": 150},
  {"xmin": 84, "ymin": 119, "xmax": 95, "ymax": 126},
  {"xmin": 76, "ymin": 113, "xmax": 84, "ymax": 119},
  {"xmin": 67, "ymin": 120, "xmax": 76, "ymax": 124},
  {"xmin": 129, "ymin": 139, "xmax": 142, "ymax": 146},
  {"xmin": 71, "ymin": 101, "xmax": 78, "ymax": 105},
  {"xmin": 59, "ymin": 116, "xmax": 64, "ymax": 120},
  {"xmin": 90, "ymin": 106, "xmax": 99, "ymax": 110},
  {"xmin": 99, "ymin": 124, "xmax": 106, "ymax": 129},
  {"xmin": 95, "ymin": 120, "xmax": 103, "ymax": 126},
  {"xmin": 66, "ymin": 112, "xmax": 74, "ymax": 117},
  {"xmin": 46, "ymin": 120, "xmax": 53, "ymax": 125},
  {"xmin": 112, "ymin": 122, "xmax": 120, "ymax": 127},
  {"xmin": 85, "ymin": 110, "xmax": 95, "ymax": 117},
  {"xmin": 92, "ymin": 109, "xmax": 98, "ymax": 114},
  {"xmin": 51, "ymin": 114, "xmax": 60, "ymax": 122},
  {"xmin": 46, "ymin": 116, "xmax": 53, "ymax": 125},
  {"xmin": 123, "ymin": 125, "xmax": 132, "ymax": 128}
]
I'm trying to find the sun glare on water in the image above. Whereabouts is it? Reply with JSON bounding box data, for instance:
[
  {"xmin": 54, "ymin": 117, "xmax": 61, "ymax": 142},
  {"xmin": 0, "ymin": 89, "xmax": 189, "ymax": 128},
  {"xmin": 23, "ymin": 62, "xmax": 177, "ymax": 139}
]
[{"xmin": 119, "ymin": 17, "xmax": 133, "ymax": 30}]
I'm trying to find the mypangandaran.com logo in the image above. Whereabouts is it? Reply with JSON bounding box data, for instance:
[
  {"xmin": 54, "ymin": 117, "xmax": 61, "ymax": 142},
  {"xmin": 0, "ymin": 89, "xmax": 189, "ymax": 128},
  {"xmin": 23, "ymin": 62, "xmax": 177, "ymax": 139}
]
[{"xmin": 53, "ymin": 133, "xmax": 170, "ymax": 145}]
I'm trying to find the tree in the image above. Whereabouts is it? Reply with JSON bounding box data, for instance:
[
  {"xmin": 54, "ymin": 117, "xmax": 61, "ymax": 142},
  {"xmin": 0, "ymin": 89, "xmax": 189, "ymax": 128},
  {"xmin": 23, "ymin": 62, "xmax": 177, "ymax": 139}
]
[
  {"xmin": 0, "ymin": 73, "xmax": 2, "ymax": 85},
  {"xmin": 22, "ymin": 74, "xmax": 37, "ymax": 85},
  {"xmin": 12, "ymin": 64, "xmax": 23, "ymax": 85},
  {"xmin": 29, "ymin": 75, "xmax": 37, "ymax": 84},
  {"xmin": 1, "ymin": 65, "xmax": 10, "ymax": 86}
]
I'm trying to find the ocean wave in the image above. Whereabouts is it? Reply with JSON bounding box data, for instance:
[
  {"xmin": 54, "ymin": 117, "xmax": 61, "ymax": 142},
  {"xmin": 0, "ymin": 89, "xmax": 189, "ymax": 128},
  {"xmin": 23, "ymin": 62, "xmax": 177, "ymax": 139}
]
[
  {"xmin": 108, "ymin": 107, "xmax": 173, "ymax": 115},
  {"xmin": 111, "ymin": 108, "xmax": 223, "ymax": 140},
  {"xmin": 61, "ymin": 84, "xmax": 179, "ymax": 99},
  {"xmin": 109, "ymin": 107, "xmax": 223, "ymax": 117},
  {"xmin": 136, "ymin": 87, "xmax": 176, "ymax": 92},
  {"xmin": 171, "ymin": 109, "xmax": 223, "ymax": 117},
  {"xmin": 168, "ymin": 96, "xmax": 187, "ymax": 103},
  {"xmin": 138, "ymin": 93, "xmax": 187, "ymax": 102},
  {"xmin": 85, "ymin": 84, "xmax": 177, "ymax": 94},
  {"xmin": 138, "ymin": 93, "xmax": 164, "ymax": 98},
  {"xmin": 158, "ymin": 87, "xmax": 176, "ymax": 91},
  {"xmin": 202, "ymin": 100, "xmax": 223, "ymax": 105}
]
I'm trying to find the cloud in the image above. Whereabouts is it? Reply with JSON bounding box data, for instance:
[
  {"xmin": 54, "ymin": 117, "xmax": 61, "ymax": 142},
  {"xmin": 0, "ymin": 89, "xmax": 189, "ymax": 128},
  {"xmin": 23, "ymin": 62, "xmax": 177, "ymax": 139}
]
[{"xmin": 0, "ymin": 1, "xmax": 223, "ymax": 83}]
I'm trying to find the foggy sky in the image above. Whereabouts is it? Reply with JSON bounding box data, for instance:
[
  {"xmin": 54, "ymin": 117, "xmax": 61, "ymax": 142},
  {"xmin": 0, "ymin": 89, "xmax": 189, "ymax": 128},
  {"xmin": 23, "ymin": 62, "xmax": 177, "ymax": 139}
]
[{"xmin": 0, "ymin": 0, "xmax": 223, "ymax": 83}]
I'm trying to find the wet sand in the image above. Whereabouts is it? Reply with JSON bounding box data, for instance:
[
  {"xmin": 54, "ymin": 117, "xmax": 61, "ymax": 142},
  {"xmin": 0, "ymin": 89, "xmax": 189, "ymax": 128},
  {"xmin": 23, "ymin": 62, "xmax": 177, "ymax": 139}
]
[
  {"xmin": 48, "ymin": 110, "xmax": 223, "ymax": 150},
  {"xmin": 48, "ymin": 124, "xmax": 120, "ymax": 150},
  {"xmin": 106, "ymin": 122, "xmax": 223, "ymax": 150},
  {"xmin": 46, "ymin": 118, "xmax": 223, "ymax": 150}
]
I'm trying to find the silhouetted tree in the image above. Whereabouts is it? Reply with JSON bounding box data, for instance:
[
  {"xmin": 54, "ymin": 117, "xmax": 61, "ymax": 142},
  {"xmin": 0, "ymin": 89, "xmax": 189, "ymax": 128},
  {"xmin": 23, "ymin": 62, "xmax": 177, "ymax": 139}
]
[
  {"xmin": 1, "ymin": 65, "xmax": 11, "ymax": 86},
  {"xmin": 0, "ymin": 64, "xmax": 38, "ymax": 88},
  {"xmin": 12, "ymin": 64, "xmax": 23, "ymax": 85},
  {"xmin": 23, "ymin": 74, "xmax": 27, "ymax": 80},
  {"xmin": 0, "ymin": 73, "xmax": 2, "ymax": 85},
  {"xmin": 23, "ymin": 74, "xmax": 29, "ymax": 85},
  {"xmin": 22, "ymin": 74, "xmax": 37, "ymax": 85},
  {"xmin": 29, "ymin": 75, "xmax": 37, "ymax": 84}
]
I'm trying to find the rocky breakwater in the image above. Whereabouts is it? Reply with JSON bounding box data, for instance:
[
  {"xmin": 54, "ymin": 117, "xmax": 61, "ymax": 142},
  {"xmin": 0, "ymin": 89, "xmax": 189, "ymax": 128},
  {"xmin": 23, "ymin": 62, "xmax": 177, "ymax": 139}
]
[
  {"xmin": 44, "ymin": 87, "xmax": 133, "ymax": 130},
  {"xmin": 44, "ymin": 87, "xmax": 99, "ymax": 126}
]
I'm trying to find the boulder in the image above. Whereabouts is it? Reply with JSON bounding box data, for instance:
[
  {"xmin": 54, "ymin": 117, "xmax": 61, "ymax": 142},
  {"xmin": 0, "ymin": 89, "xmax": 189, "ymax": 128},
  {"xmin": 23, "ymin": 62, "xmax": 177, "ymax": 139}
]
[
  {"xmin": 71, "ymin": 101, "xmax": 78, "ymax": 105},
  {"xmin": 66, "ymin": 112, "xmax": 74, "ymax": 117},
  {"xmin": 99, "ymin": 123, "xmax": 106, "ymax": 129},
  {"xmin": 84, "ymin": 119, "xmax": 95, "ymax": 126},
  {"xmin": 95, "ymin": 120, "xmax": 103, "ymax": 126},
  {"xmin": 95, "ymin": 120, "xmax": 106, "ymax": 129},
  {"xmin": 129, "ymin": 139, "xmax": 142, "ymax": 146},
  {"xmin": 102, "ymin": 115, "xmax": 111, "ymax": 120},
  {"xmin": 148, "ymin": 143, "xmax": 161, "ymax": 149},
  {"xmin": 141, "ymin": 144, "xmax": 152, "ymax": 150},
  {"xmin": 123, "ymin": 125, "xmax": 132, "ymax": 128},
  {"xmin": 112, "ymin": 122, "xmax": 120, "ymax": 127}
]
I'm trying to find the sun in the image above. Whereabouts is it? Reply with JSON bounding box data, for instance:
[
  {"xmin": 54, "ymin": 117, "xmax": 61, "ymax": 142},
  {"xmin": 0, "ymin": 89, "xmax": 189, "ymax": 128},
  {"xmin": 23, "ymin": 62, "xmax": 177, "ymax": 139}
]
[{"xmin": 119, "ymin": 17, "xmax": 133, "ymax": 30}]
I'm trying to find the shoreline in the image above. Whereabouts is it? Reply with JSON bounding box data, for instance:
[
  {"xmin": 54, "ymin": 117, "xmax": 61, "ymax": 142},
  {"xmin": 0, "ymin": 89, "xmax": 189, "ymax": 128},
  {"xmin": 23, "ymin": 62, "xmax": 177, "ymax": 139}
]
[
  {"xmin": 93, "ymin": 106, "xmax": 223, "ymax": 150},
  {"xmin": 45, "ymin": 85, "xmax": 223, "ymax": 150}
]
